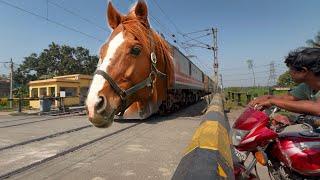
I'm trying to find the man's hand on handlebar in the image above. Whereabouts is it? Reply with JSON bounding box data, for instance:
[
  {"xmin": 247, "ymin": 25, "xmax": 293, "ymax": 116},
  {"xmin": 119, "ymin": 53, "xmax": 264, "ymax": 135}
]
[{"xmin": 248, "ymin": 95, "xmax": 272, "ymax": 108}]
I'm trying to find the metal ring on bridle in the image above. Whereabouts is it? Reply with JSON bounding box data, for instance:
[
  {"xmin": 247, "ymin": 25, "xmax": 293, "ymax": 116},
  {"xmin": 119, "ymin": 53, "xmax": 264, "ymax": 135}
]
[{"xmin": 151, "ymin": 52, "xmax": 157, "ymax": 64}]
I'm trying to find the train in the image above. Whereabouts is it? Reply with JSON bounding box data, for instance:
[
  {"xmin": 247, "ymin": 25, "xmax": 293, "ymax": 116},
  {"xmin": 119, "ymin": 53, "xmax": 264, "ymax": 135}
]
[{"xmin": 158, "ymin": 45, "xmax": 215, "ymax": 113}]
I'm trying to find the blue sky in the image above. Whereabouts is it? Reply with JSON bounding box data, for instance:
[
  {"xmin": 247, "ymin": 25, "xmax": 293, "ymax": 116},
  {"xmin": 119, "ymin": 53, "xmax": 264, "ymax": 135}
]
[{"xmin": 0, "ymin": 0, "xmax": 319, "ymax": 87}]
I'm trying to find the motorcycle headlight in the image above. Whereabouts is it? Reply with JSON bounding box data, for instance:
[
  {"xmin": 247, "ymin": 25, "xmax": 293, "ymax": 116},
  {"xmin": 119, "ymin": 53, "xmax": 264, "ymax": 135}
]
[{"xmin": 232, "ymin": 129, "xmax": 249, "ymax": 146}]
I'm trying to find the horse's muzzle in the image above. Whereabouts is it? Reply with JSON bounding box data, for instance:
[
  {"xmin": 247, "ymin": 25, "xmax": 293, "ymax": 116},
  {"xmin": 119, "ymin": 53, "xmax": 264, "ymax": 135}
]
[{"xmin": 86, "ymin": 96, "xmax": 115, "ymax": 128}]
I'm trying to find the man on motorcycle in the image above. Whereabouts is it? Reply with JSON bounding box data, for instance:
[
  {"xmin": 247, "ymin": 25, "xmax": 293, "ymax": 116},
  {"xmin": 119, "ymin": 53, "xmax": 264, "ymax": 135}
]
[{"xmin": 249, "ymin": 48, "xmax": 320, "ymax": 127}]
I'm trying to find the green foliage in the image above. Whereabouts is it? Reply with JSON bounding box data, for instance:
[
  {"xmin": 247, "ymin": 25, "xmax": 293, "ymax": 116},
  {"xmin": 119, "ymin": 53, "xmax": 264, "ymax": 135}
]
[
  {"xmin": 13, "ymin": 86, "xmax": 29, "ymax": 97},
  {"xmin": 277, "ymin": 71, "xmax": 296, "ymax": 88},
  {"xmin": 306, "ymin": 31, "xmax": 320, "ymax": 48},
  {"xmin": 224, "ymin": 86, "xmax": 269, "ymax": 97},
  {"xmin": 224, "ymin": 86, "xmax": 269, "ymax": 108},
  {"xmin": 14, "ymin": 42, "xmax": 99, "ymax": 86},
  {"xmin": 0, "ymin": 98, "xmax": 7, "ymax": 106}
]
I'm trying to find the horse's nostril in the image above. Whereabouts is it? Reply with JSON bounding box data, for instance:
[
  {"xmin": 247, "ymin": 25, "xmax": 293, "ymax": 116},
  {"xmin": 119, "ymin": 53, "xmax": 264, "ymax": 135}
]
[{"xmin": 95, "ymin": 96, "xmax": 106, "ymax": 114}]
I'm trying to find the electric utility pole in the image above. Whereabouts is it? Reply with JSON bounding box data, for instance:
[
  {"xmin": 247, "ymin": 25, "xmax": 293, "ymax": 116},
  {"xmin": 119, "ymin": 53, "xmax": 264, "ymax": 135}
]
[
  {"xmin": 9, "ymin": 58, "xmax": 13, "ymax": 109},
  {"xmin": 212, "ymin": 28, "xmax": 218, "ymax": 91},
  {"xmin": 220, "ymin": 74, "xmax": 223, "ymax": 92}
]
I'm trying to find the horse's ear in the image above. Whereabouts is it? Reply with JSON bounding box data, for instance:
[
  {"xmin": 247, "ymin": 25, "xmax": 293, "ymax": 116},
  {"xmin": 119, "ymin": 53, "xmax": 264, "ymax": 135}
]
[
  {"xmin": 107, "ymin": 1, "xmax": 123, "ymax": 29},
  {"xmin": 134, "ymin": 0, "xmax": 148, "ymax": 21}
]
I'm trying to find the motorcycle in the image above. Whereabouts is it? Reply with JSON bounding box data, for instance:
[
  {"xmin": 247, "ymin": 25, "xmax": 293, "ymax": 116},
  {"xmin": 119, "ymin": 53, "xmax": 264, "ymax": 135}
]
[{"xmin": 232, "ymin": 107, "xmax": 320, "ymax": 180}]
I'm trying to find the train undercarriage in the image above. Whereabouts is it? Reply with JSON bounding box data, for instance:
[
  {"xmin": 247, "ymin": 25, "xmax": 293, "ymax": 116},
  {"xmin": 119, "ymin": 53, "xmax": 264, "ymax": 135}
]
[{"xmin": 159, "ymin": 89, "xmax": 207, "ymax": 114}]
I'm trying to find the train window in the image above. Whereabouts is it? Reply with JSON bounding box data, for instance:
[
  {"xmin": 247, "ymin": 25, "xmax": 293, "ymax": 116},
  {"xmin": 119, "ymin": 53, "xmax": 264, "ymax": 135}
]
[
  {"xmin": 189, "ymin": 63, "xmax": 191, "ymax": 76},
  {"xmin": 202, "ymin": 73, "xmax": 204, "ymax": 82}
]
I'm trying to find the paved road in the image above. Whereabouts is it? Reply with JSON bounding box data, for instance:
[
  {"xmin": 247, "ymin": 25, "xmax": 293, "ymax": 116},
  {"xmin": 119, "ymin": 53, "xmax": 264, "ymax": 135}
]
[{"xmin": 0, "ymin": 100, "xmax": 208, "ymax": 180}]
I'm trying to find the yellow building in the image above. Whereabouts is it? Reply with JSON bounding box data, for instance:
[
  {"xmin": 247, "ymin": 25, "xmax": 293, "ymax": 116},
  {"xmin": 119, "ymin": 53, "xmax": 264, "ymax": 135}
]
[{"xmin": 28, "ymin": 74, "xmax": 92, "ymax": 109}]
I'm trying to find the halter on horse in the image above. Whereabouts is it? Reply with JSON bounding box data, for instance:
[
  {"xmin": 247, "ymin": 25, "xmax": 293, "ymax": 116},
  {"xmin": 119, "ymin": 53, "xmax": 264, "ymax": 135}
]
[{"xmin": 86, "ymin": 0, "xmax": 174, "ymax": 128}]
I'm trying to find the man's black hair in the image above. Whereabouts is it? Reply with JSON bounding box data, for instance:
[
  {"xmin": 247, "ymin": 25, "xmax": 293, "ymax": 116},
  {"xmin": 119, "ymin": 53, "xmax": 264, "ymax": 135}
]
[{"xmin": 285, "ymin": 47, "xmax": 320, "ymax": 76}]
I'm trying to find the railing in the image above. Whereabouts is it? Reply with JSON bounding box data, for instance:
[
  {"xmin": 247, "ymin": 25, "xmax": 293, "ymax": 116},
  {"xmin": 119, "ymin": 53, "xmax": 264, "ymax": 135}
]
[
  {"xmin": 0, "ymin": 96, "xmax": 71, "ymax": 113},
  {"xmin": 226, "ymin": 91, "xmax": 252, "ymax": 106}
]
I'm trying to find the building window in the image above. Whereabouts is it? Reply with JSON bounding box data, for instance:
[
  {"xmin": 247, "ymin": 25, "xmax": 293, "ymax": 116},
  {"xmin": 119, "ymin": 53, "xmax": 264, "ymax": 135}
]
[
  {"xmin": 40, "ymin": 88, "xmax": 47, "ymax": 97},
  {"xmin": 31, "ymin": 88, "xmax": 38, "ymax": 98},
  {"xmin": 49, "ymin": 87, "xmax": 55, "ymax": 97},
  {"xmin": 60, "ymin": 87, "xmax": 77, "ymax": 97}
]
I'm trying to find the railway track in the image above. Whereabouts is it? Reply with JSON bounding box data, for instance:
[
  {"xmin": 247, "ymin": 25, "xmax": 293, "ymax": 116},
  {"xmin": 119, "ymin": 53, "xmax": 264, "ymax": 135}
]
[
  {"xmin": 0, "ymin": 124, "xmax": 92, "ymax": 152},
  {"xmin": 0, "ymin": 112, "xmax": 84, "ymax": 129},
  {"xmin": 0, "ymin": 118, "xmax": 150, "ymax": 179},
  {"xmin": 0, "ymin": 116, "xmax": 42, "ymax": 124},
  {"xmin": 0, "ymin": 100, "xmax": 208, "ymax": 179}
]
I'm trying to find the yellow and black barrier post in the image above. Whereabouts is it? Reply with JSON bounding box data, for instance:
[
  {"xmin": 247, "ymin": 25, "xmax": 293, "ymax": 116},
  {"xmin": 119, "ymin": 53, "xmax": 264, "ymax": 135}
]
[{"xmin": 172, "ymin": 93, "xmax": 234, "ymax": 180}]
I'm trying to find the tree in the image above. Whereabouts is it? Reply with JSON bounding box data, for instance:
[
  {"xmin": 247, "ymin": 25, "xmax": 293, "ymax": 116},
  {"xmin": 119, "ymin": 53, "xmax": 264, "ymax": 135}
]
[
  {"xmin": 246, "ymin": 59, "xmax": 256, "ymax": 87},
  {"xmin": 14, "ymin": 42, "xmax": 99, "ymax": 86},
  {"xmin": 277, "ymin": 71, "xmax": 296, "ymax": 88},
  {"xmin": 306, "ymin": 31, "xmax": 320, "ymax": 48}
]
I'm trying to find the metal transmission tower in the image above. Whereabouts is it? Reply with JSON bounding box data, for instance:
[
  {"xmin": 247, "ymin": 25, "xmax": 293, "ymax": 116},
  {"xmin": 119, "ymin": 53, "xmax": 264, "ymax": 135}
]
[
  {"xmin": 211, "ymin": 28, "xmax": 219, "ymax": 90},
  {"xmin": 267, "ymin": 61, "xmax": 277, "ymax": 87},
  {"xmin": 246, "ymin": 59, "xmax": 256, "ymax": 87}
]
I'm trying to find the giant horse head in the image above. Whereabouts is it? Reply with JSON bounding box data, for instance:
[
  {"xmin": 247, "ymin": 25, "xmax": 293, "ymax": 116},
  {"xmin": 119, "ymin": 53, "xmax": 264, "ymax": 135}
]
[{"xmin": 86, "ymin": 0, "xmax": 174, "ymax": 128}]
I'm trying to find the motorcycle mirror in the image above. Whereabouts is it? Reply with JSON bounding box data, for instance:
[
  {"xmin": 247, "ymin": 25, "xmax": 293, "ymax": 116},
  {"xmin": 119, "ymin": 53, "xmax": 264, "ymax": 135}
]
[
  {"xmin": 269, "ymin": 106, "xmax": 279, "ymax": 118},
  {"xmin": 264, "ymin": 106, "xmax": 279, "ymax": 116}
]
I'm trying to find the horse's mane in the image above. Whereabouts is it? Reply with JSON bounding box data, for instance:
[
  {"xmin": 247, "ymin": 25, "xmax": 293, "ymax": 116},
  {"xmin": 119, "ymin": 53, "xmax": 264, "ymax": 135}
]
[{"xmin": 121, "ymin": 15, "xmax": 174, "ymax": 87}]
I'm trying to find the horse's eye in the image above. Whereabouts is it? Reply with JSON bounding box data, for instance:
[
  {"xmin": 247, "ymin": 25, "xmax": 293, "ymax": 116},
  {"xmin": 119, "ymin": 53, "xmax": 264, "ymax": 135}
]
[{"xmin": 130, "ymin": 46, "xmax": 141, "ymax": 56}]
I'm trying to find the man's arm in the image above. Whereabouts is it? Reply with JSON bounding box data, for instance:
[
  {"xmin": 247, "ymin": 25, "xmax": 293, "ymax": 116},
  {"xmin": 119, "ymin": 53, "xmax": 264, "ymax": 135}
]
[
  {"xmin": 261, "ymin": 98, "xmax": 320, "ymax": 116},
  {"xmin": 249, "ymin": 93, "xmax": 298, "ymax": 107}
]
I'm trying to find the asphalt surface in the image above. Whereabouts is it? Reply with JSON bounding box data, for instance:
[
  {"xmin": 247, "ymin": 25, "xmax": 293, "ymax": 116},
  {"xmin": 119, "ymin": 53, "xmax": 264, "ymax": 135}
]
[{"xmin": 0, "ymin": 100, "xmax": 208, "ymax": 180}]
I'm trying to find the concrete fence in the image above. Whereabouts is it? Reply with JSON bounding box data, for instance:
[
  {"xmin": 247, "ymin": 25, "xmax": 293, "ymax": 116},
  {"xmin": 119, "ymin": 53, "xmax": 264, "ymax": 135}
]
[{"xmin": 172, "ymin": 93, "xmax": 234, "ymax": 180}]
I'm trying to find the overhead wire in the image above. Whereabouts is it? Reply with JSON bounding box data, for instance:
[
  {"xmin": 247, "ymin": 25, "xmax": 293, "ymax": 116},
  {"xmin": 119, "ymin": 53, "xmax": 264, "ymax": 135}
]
[
  {"xmin": 148, "ymin": 0, "xmax": 191, "ymax": 48},
  {"xmin": 222, "ymin": 70, "xmax": 271, "ymax": 77},
  {"xmin": 0, "ymin": 0, "xmax": 104, "ymax": 43},
  {"xmin": 221, "ymin": 63, "xmax": 286, "ymax": 72},
  {"xmin": 184, "ymin": 33, "xmax": 212, "ymax": 43},
  {"xmin": 180, "ymin": 32, "xmax": 211, "ymax": 47},
  {"xmin": 223, "ymin": 75, "xmax": 270, "ymax": 82},
  {"xmin": 183, "ymin": 28, "xmax": 211, "ymax": 35},
  {"xmin": 151, "ymin": 0, "xmax": 214, "ymax": 76},
  {"xmin": 147, "ymin": 0, "xmax": 211, "ymax": 73},
  {"xmin": 135, "ymin": 0, "xmax": 212, "ymax": 74},
  {"xmin": 48, "ymin": 0, "xmax": 109, "ymax": 32}
]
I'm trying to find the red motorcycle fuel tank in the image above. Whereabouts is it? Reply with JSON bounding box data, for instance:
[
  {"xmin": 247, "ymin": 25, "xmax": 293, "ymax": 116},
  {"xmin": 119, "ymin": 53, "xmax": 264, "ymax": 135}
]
[
  {"xmin": 271, "ymin": 132, "xmax": 320, "ymax": 176},
  {"xmin": 232, "ymin": 107, "xmax": 277, "ymax": 151},
  {"xmin": 233, "ymin": 107, "xmax": 269, "ymax": 130}
]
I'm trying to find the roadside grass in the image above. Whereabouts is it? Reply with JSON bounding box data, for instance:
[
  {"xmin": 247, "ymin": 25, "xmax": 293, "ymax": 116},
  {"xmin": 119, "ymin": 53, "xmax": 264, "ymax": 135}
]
[{"xmin": 223, "ymin": 86, "xmax": 289, "ymax": 110}]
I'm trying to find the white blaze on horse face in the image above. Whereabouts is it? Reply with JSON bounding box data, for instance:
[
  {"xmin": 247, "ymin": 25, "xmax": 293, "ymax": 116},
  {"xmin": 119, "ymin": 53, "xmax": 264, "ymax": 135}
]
[{"xmin": 86, "ymin": 32, "xmax": 125, "ymax": 118}]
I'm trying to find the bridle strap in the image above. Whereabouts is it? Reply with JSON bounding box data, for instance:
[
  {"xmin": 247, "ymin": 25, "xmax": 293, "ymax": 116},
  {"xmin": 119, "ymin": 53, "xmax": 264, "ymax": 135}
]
[
  {"xmin": 125, "ymin": 76, "xmax": 153, "ymax": 96},
  {"xmin": 94, "ymin": 69, "xmax": 154, "ymax": 116},
  {"xmin": 95, "ymin": 70, "xmax": 126, "ymax": 99}
]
